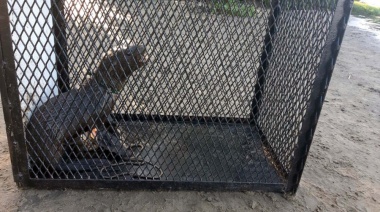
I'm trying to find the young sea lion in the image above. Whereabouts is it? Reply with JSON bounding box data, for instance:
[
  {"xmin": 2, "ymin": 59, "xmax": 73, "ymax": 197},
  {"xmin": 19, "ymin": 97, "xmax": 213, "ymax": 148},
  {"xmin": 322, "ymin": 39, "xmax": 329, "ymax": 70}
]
[{"xmin": 26, "ymin": 45, "xmax": 147, "ymax": 174}]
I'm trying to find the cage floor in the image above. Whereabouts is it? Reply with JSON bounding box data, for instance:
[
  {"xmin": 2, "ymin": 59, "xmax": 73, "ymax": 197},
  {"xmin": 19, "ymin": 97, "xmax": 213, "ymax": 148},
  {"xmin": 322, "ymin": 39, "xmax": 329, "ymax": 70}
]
[
  {"xmin": 111, "ymin": 120, "xmax": 283, "ymax": 184},
  {"xmin": 28, "ymin": 120, "xmax": 284, "ymax": 188}
]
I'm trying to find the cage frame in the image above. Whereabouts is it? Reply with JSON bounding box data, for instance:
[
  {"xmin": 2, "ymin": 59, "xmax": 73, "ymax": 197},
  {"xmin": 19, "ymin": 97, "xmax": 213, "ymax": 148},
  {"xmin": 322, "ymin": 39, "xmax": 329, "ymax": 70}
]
[{"xmin": 0, "ymin": 0, "xmax": 353, "ymax": 194}]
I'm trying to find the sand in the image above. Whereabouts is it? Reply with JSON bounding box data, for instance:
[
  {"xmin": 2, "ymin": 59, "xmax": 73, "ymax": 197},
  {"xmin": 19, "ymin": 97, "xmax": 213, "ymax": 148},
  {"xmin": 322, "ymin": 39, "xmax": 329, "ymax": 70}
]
[{"xmin": 0, "ymin": 16, "xmax": 379, "ymax": 211}]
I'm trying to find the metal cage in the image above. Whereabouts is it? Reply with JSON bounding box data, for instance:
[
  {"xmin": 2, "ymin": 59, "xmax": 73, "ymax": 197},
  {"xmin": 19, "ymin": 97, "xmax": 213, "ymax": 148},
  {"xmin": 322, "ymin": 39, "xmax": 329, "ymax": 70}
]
[{"xmin": 0, "ymin": 0, "xmax": 352, "ymax": 193}]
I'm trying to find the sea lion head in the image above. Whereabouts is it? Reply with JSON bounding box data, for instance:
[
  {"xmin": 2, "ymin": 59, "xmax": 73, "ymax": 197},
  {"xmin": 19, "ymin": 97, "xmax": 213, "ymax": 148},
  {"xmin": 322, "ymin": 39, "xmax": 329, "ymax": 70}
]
[
  {"xmin": 94, "ymin": 45, "xmax": 148, "ymax": 92},
  {"xmin": 115, "ymin": 45, "xmax": 148, "ymax": 72}
]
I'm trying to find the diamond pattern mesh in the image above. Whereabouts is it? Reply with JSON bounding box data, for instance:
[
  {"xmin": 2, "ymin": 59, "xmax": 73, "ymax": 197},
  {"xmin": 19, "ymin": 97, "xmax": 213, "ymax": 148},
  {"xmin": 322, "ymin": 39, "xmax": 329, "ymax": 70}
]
[
  {"xmin": 6, "ymin": 0, "xmax": 337, "ymax": 185},
  {"xmin": 257, "ymin": 4, "xmax": 335, "ymax": 173}
]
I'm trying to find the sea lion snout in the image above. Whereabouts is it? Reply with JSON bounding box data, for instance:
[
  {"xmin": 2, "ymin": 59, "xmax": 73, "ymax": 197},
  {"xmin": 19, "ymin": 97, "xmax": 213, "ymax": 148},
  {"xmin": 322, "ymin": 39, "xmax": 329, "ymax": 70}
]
[
  {"xmin": 128, "ymin": 45, "xmax": 148, "ymax": 68},
  {"xmin": 126, "ymin": 45, "xmax": 145, "ymax": 55}
]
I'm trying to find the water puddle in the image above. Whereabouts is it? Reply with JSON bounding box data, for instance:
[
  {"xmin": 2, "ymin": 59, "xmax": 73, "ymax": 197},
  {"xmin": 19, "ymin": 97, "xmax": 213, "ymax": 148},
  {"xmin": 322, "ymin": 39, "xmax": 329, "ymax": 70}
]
[{"xmin": 349, "ymin": 16, "xmax": 380, "ymax": 40}]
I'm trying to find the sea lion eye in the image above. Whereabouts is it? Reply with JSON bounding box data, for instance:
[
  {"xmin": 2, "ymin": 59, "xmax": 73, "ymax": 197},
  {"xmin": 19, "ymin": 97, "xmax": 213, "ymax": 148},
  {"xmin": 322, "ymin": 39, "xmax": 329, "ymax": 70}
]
[{"xmin": 125, "ymin": 50, "xmax": 132, "ymax": 56}]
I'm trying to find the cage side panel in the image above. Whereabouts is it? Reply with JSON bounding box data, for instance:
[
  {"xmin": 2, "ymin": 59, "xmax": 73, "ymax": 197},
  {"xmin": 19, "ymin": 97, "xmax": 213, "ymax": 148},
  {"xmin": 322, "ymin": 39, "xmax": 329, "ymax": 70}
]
[
  {"xmin": 286, "ymin": 0, "xmax": 353, "ymax": 193},
  {"xmin": 257, "ymin": 2, "xmax": 338, "ymax": 174},
  {"xmin": 0, "ymin": 0, "xmax": 29, "ymax": 185},
  {"xmin": 7, "ymin": 0, "xmax": 59, "ymax": 122},
  {"xmin": 251, "ymin": 0, "xmax": 280, "ymax": 122},
  {"xmin": 64, "ymin": 0, "xmax": 268, "ymax": 118}
]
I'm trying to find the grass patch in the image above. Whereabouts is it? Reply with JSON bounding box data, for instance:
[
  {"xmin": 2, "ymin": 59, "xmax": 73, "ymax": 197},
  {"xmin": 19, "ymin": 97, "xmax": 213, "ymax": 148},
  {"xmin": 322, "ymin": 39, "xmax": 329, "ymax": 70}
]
[
  {"xmin": 352, "ymin": 1, "xmax": 380, "ymax": 23},
  {"xmin": 212, "ymin": 0, "xmax": 256, "ymax": 17},
  {"xmin": 210, "ymin": 0, "xmax": 337, "ymax": 17}
]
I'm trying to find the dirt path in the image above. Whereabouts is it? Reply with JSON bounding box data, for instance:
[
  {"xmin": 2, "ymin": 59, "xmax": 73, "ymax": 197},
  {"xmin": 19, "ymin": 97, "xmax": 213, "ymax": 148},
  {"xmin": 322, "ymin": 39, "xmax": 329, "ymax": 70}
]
[{"xmin": 0, "ymin": 16, "xmax": 379, "ymax": 212}]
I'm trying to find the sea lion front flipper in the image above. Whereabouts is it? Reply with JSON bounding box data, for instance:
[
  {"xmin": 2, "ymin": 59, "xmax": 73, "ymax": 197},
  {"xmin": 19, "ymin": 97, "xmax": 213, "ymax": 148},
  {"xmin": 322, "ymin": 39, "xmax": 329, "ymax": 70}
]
[
  {"xmin": 55, "ymin": 159, "xmax": 112, "ymax": 179},
  {"xmin": 96, "ymin": 129, "xmax": 144, "ymax": 161},
  {"xmin": 99, "ymin": 161, "xmax": 163, "ymax": 180}
]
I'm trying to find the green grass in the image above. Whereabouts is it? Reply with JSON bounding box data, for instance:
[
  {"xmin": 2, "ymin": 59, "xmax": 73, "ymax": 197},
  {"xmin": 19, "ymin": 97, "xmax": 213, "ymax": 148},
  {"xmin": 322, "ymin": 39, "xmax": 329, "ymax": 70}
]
[
  {"xmin": 212, "ymin": 0, "xmax": 256, "ymax": 17},
  {"xmin": 352, "ymin": 1, "xmax": 380, "ymax": 23},
  {"xmin": 210, "ymin": 0, "xmax": 380, "ymax": 20},
  {"xmin": 210, "ymin": 0, "xmax": 337, "ymax": 17}
]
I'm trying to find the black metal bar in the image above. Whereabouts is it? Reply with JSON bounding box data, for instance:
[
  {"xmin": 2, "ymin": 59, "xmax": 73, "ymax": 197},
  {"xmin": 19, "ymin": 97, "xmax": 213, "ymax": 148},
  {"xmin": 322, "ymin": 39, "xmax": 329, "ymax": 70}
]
[
  {"xmin": 24, "ymin": 179, "xmax": 285, "ymax": 192},
  {"xmin": 285, "ymin": 0, "xmax": 353, "ymax": 194},
  {"xmin": 113, "ymin": 114, "xmax": 252, "ymax": 124},
  {"xmin": 250, "ymin": 0, "xmax": 280, "ymax": 124},
  {"xmin": 51, "ymin": 0, "xmax": 70, "ymax": 92},
  {"xmin": 248, "ymin": 0, "xmax": 288, "ymax": 187},
  {"xmin": 0, "ymin": 0, "xmax": 29, "ymax": 186}
]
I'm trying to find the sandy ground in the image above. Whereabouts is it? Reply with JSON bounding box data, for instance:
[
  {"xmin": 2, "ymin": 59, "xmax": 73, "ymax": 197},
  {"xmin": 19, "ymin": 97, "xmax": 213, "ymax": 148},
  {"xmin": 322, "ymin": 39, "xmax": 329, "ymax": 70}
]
[{"xmin": 0, "ymin": 16, "xmax": 379, "ymax": 211}]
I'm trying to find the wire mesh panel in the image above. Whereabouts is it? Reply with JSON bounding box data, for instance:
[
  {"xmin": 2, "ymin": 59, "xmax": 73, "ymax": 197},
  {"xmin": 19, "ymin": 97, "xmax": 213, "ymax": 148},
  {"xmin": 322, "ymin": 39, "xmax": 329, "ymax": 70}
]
[
  {"xmin": 0, "ymin": 0, "xmax": 353, "ymax": 193},
  {"xmin": 257, "ymin": 4, "xmax": 335, "ymax": 174}
]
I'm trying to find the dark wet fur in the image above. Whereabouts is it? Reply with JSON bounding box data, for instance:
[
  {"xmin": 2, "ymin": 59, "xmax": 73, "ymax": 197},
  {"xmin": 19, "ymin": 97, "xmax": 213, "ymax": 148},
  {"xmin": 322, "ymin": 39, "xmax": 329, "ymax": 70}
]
[{"xmin": 26, "ymin": 45, "xmax": 147, "ymax": 173}]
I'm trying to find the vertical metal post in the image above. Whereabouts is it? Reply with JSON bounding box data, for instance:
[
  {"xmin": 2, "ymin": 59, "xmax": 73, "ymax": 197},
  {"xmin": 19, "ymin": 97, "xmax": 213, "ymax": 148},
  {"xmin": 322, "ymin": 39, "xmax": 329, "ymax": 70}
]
[
  {"xmin": 51, "ymin": 0, "xmax": 70, "ymax": 92},
  {"xmin": 249, "ymin": 0, "xmax": 288, "ymax": 187},
  {"xmin": 285, "ymin": 0, "xmax": 353, "ymax": 194},
  {"xmin": 0, "ymin": 0, "xmax": 29, "ymax": 186},
  {"xmin": 251, "ymin": 0, "xmax": 281, "ymax": 124}
]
